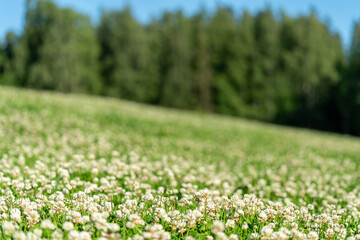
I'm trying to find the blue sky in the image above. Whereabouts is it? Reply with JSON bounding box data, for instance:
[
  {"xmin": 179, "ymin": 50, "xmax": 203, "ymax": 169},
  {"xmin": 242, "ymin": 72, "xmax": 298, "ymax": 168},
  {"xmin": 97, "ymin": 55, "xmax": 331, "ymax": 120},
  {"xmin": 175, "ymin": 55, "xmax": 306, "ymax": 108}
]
[{"xmin": 0, "ymin": 0, "xmax": 359, "ymax": 47}]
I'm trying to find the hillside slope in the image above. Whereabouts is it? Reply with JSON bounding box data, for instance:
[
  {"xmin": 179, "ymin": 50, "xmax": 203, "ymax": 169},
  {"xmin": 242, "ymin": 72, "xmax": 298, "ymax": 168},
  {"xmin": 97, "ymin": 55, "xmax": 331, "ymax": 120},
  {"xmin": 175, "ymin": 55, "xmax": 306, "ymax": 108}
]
[
  {"xmin": 1, "ymin": 87, "xmax": 360, "ymax": 239},
  {"xmin": 1, "ymin": 87, "xmax": 359, "ymax": 164}
]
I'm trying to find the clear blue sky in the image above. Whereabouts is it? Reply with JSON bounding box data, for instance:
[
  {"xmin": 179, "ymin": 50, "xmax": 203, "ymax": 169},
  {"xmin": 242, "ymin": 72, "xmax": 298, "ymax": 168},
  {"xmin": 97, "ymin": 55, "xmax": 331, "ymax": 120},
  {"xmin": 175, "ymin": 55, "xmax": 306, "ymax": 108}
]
[{"xmin": 1, "ymin": 0, "xmax": 359, "ymax": 47}]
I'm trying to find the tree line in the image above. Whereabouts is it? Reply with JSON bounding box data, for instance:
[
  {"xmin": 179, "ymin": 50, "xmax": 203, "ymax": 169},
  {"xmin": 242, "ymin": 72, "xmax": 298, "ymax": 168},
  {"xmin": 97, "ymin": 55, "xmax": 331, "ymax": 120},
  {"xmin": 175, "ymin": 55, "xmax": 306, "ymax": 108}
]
[{"xmin": 1, "ymin": 0, "xmax": 360, "ymax": 135}]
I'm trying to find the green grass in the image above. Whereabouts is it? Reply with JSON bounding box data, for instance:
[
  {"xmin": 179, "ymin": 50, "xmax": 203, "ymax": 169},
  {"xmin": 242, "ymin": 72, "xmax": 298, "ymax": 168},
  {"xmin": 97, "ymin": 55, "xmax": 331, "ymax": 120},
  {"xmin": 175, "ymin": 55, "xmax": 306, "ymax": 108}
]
[
  {"xmin": 1, "ymin": 86, "xmax": 360, "ymax": 239},
  {"xmin": 1, "ymin": 86, "xmax": 359, "ymax": 166}
]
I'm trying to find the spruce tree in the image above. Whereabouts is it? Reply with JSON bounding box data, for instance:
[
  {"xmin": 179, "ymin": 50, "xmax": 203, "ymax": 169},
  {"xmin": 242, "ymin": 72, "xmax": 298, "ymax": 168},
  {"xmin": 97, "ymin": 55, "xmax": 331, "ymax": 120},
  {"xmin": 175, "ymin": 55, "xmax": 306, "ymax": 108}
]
[
  {"xmin": 157, "ymin": 11, "xmax": 194, "ymax": 109},
  {"xmin": 191, "ymin": 11, "xmax": 213, "ymax": 111},
  {"xmin": 98, "ymin": 7, "xmax": 157, "ymax": 102}
]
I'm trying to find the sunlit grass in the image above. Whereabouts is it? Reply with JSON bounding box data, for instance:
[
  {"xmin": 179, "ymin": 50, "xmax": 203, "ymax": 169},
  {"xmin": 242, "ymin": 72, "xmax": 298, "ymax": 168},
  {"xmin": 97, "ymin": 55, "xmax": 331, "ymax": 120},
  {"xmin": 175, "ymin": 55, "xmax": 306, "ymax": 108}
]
[{"xmin": 0, "ymin": 86, "xmax": 360, "ymax": 239}]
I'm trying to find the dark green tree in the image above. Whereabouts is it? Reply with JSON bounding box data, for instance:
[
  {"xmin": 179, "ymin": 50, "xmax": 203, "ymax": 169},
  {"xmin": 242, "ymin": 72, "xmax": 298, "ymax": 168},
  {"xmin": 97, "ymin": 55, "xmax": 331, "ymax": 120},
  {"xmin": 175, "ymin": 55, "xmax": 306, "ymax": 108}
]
[
  {"xmin": 21, "ymin": 0, "xmax": 101, "ymax": 93},
  {"xmin": 0, "ymin": 31, "xmax": 18, "ymax": 85},
  {"xmin": 278, "ymin": 13, "xmax": 344, "ymax": 129},
  {"xmin": 339, "ymin": 22, "xmax": 360, "ymax": 134},
  {"xmin": 250, "ymin": 8, "xmax": 280, "ymax": 120},
  {"xmin": 191, "ymin": 11, "xmax": 213, "ymax": 111},
  {"xmin": 98, "ymin": 7, "xmax": 158, "ymax": 102},
  {"xmin": 157, "ymin": 11, "xmax": 194, "ymax": 109},
  {"xmin": 209, "ymin": 7, "xmax": 245, "ymax": 116}
]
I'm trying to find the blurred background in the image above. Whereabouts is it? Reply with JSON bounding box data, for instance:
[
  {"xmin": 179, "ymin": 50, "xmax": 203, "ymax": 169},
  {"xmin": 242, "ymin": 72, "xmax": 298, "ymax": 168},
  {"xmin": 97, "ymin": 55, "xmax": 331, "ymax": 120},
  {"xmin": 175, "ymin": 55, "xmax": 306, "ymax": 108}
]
[{"xmin": 1, "ymin": 0, "xmax": 360, "ymax": 135}]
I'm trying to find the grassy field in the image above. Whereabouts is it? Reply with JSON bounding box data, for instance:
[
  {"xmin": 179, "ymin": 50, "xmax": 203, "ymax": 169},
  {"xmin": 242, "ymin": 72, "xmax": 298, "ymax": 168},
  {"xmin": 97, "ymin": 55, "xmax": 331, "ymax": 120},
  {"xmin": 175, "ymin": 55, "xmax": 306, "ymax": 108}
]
[{"xmin": 1, "ymin": 87, "xmax": 360, "ymax": 239}]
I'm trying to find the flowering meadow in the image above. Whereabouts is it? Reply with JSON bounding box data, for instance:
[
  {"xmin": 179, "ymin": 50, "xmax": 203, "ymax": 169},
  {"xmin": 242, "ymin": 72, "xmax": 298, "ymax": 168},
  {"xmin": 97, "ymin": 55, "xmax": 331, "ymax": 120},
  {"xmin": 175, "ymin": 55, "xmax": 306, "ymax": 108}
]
[{"xmin": 1, "ymin": 87, "xmax": 360, "ymax": 240}]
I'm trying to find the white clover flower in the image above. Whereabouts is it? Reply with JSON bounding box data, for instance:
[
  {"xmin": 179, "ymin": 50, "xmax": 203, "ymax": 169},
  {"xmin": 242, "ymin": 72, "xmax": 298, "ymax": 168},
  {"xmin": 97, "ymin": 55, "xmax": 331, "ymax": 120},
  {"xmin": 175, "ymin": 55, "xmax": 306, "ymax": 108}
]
[
  {"xmin": 225, "ymin": 219, "xmax": 235, "ymax": 228},
  {"xmin": 216, "ymin": 232, "xmax": 228, "ymax": 240},
  {"xmin": 133, "ymin": 235, "xmax": 144, "ymax": 240},
  {"xmin": 13, "ymin": 231, "xmax": 26, "ymax": 240},
  {"xmin": 307, "ymin": 231, "xmax": 319, "ymax": 240},
  {"xmin": 126, "ymin": 222, "xmax": 135, "ymax": 229},
  {"xmin": 10, "ymin": 208, "xmax": 22, "ymax": 223},
  {"xmin": 79, "ymin": 231, "xmax": 91, "ymax": 240},
  {"xmin": 34, "ymin": 229, "xmax": 42, "ymax": 237},
  {"xmin": 212, "ymin": 220, "xmax": 225, "ymax": 233},
  {"xmin": 26, "ymin": 232, "xmax": 41, "ymax": 240},
  {"xmin": 250, "ymin": 233, "xmax": 259, "ymax": 240},
  {"xmin": 2, "ymin": 221, "xmax": 16, "ymax": 235},
  {"xmin": 63, "ymin": 222, "xmax": 74, "ymax": 231},
  {"xmin": 91, "ymin": 212, "xmax": 102, "ymax": 222},
  {"xmin": 258, "ymin": 211, "xmax": 268, "ymax": 222},
  {"xmin": 307, "ymin": 204, "xmax": 314, "ymax": 210},
  {"xmin": 325, "ymin": 228, "xmax": 334, "ymax": 239},
  {"xmin": 229, "ymin": 234, "xmax": 239, "ymax": 240},
  {"xmin": 82, "ymin": 216, "xmax": 90, "ymax": 223},
  {"xmin": 68, "ymin": 230, "xmax": 79, "ymax": 240},
  {"xmin": 261, "ymin": 226, "xmax": 273, "ymax": 237},
  {"xmin": 52, "ymin": 229, "xmax": 63, "ymax": 240},
  {"xmin": 242, "ymin": 223, "xmax": 249, "ymax": 230},
  {"xmin": 27, "ymin": 210, "xmax": 40, "ymax": 225},
  {"xmin": 142, "ymin": 192, "xmax": 154, "ymax": 201},
  {"xmin": 41, "ymin": 219, "xmax": 55, "ymax": 230},
  {"xmin": 1, "ymin": 212, "xmax": 9, "ymax": 220},
  {"xmin": 108, "ymin": 223, "xmax": 120, "ymax": 232},
  {"xmin": 290, "ymin": 222, "xmax": 298, "ymax": 229}
]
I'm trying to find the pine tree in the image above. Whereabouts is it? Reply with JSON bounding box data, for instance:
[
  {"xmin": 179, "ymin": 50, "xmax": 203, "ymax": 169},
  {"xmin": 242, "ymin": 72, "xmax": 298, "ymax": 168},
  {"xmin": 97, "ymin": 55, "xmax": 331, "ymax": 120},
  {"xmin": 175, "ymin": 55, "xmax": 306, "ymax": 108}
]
[
  {"xmin": 209, "ymin": 7, "xmax": 244, "ymax": 116},
  {"xmin": 339, "ymin": 22, "xmax": 360, "ymax": 134},
  {"xmin": 157, "ymin": 11, "xmax": 194, "ymax": 109},
  {"xmin": 251, "ymin": 8, "xmax": 280, "ymax": 120},
  {"xmin": 0, "ymin": 31, "xmax": 18, "ymax": 85},
  {"xmin": 21, "ymin": 0, "xmax": 101, "ymax": 93},
  {"xmin": 278, "ymin": 12, "xmax": 344, "ymax": 129},
  {"xmin": 191, "ymin": 11, "xmax": 213, "ymax": 111},
  {"xmin": 98, "ymin": 7, "xmax": 157, "ymax": 102}
]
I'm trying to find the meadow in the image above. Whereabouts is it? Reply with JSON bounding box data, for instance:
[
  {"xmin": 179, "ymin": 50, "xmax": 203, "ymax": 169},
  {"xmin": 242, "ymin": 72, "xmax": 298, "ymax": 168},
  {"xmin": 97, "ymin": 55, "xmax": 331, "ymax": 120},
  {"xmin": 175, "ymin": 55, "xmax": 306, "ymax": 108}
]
[{"xmin": 1, "ymin": 87, "xmax": 360, "ymax": 239}]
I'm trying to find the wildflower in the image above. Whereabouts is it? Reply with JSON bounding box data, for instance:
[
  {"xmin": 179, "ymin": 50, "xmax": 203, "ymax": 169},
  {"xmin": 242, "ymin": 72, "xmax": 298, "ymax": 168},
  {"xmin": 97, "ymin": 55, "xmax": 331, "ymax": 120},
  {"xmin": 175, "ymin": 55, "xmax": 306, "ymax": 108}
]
[
  {"xmin": 41, "ymin": 219, "xmax": 56, "ymax": 230},
  {"xmin": 68, "ymin": 230, "xmax": 79, "ymax": 240},
  {"xmin": 52, "ymin": 230, "xmax": 63, "ymax": 240},
  {"xmin": 226, "ymin": 219, "xmax": 235, "ymax": 228},
  {"xmin": 63, "ymin": 222, "xmax": 74, "ymax": 231},
  {"xmin": 13, "ymin": 231, "xmax": 26, "ymax": 240},
  {"xmin": 2, "ymin": 221, "xmax": 16, "ymax": 235},
  {"xmin": 242, "ymin": 223, "xmax": 249, "ymax": 230},
  {"xmin": 212, "ymin": 220, "xmax": 225, "ymax": 233},
  {"xmin": 10, "ymin": 208, "xmax": 22, "ymax": 223},
  {"xmin": 133, "ymin": 235, "xmax": 144, "ymax": 240},
  {"xmin": 34, "ymin": 229, "xmax": 42, "ymax": 237},
  {"xmin": 126, "ymin": 222, "xmax": 136, "ymax": 229},
  {"xmin": 251, "ymin": 233, "xmax": 260, "ymax": 240},
  {"xmin": 261, "ymin": 226, "xmax": 273, "ymax": 237},
  {"xmin": 216, "ymin": 232, "xmax": 228, "ymax": 240},
  {"xmin": 108, "ymin": 223, "xmax": 120, "ymax": 232},
  {"xmin": 27, "ymin": 210, "xmax": 40, "ymax": 225},
  {"xmin": 307, "ymin": 231, "xmax": 318, "ymax": 240},
  {"xmin": 229, "ymin": 234, "xmax": 239, "ymax": 240},
  {"xmin": 79, "ymin": 231, "xmax": 91, "ymax": 240}
]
